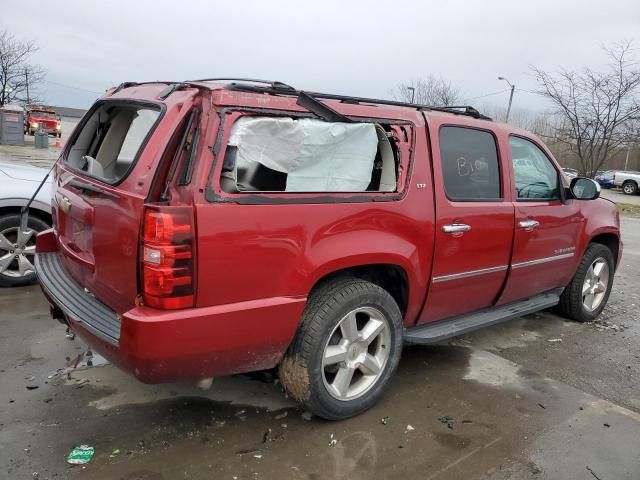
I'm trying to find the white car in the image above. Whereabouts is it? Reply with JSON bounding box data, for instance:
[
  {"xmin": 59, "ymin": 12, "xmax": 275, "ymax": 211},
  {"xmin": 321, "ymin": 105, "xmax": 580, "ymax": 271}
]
[{"xmin": 0, "ymin": 161, "xmax": 52, "ymax": 286}]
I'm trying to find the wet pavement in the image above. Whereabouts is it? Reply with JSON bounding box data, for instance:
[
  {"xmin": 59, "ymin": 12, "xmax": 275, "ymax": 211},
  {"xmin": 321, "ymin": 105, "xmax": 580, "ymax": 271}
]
[{"xmin": 1, "ymin": 218, "xmax": 639, "ymax": 480}]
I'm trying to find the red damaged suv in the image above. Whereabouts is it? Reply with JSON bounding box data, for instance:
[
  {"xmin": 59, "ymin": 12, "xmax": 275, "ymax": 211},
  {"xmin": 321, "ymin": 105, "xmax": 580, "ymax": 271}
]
[{"xmin": 35, "ymin": 79, "xmax": 621, "ymax": 420}]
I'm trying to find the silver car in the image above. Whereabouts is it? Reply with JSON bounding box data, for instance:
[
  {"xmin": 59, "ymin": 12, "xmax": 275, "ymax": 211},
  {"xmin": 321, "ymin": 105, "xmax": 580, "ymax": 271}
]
[{"xmin": 0, "ymin": 161, "xmax": 51, "ymax": 286}]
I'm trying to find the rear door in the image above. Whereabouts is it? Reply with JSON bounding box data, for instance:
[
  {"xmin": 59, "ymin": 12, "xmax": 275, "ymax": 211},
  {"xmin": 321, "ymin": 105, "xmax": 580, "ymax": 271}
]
[
  {"xmin": 418, "ymin": 121, "xmax": 515, "ymax": 324},
  {"xmin": 498, "ymin": 135, "xmax": 581, "ymax": 304}
]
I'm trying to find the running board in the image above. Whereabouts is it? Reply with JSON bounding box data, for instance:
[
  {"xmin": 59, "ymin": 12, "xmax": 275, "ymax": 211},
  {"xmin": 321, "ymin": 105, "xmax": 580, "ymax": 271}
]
[{"xmin": 404, "ymin": 291, "xmax": 561, "ymax": 345}]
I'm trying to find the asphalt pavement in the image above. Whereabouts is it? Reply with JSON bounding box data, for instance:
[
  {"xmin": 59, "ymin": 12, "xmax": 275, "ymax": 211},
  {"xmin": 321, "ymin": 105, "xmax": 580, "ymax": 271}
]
[{"xmin": 1, "ymin": 216, "xmax": 639, "ymax": 479}]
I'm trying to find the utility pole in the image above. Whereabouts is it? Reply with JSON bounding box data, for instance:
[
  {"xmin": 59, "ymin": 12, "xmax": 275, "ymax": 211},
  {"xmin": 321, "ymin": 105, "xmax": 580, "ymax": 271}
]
[
  {"xmin": 624, "ymin": 145, "xmax": 631, "ymax": 171},
  {"xmin": 25, "ymin": 68, "xmax": 30, "ymax": 105},
  {"xmin": 498, "ymin": 76, "xmax": 515, "ymax": 123},
  {"xmin": 407, "ymin": 86, "xmax": 415, "ymax": 104}
]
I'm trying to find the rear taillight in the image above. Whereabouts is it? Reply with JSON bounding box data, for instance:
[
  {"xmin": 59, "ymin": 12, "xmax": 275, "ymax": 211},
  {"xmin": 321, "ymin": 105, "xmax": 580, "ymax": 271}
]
[{"xmin": 142, "ymin": 206, "xmax": 195, "ymax": 309}]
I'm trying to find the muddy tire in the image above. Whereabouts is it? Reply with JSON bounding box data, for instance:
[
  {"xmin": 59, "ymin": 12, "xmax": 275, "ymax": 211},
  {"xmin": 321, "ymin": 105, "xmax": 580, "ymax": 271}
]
[
  {"xmin": 279, "ymin": 278, "xmax": 403, "ymax": 420},
  {"xmin": 557, "ymin": 243, "xmax": 614, "ymax": 322}
]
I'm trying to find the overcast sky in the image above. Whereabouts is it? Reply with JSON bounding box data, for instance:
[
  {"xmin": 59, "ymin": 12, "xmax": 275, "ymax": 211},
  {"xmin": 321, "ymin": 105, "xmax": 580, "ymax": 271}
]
[{"xmin": 3, "ymin": 0, "xmax": 639, "ymax": 111}]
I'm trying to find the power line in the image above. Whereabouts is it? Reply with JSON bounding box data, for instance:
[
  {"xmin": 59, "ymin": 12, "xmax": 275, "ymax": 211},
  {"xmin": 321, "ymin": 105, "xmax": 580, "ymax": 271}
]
[
  {"xmin": 463, "ymin": 88, "xmax": 510, "ymax": 102},
  {"xmin": 42, "ymin": 79, "xmax": 103, "ymax": 95}
]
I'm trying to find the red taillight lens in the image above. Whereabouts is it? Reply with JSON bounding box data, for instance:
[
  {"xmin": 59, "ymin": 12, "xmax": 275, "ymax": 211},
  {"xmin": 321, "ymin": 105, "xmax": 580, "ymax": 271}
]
[{"xmin": 142, "ymin": 206, "xmax": 195, "ymax": 309}]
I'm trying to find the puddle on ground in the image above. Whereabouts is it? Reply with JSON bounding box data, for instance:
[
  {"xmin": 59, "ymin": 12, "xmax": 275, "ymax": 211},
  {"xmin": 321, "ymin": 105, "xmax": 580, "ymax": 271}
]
[{"xmin": 462, "ymin": 350, "xmax": 523, "ymax": 389}]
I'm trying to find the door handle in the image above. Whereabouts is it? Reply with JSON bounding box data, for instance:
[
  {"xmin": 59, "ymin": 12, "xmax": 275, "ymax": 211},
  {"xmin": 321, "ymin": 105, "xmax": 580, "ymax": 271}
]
[
  {"xmin": 518, "ymin": 219, "xmax": 540, "ymax": 230},
  {"xmin": 442, "ymin": 223, "xmax": 471, "ymax": 234}
]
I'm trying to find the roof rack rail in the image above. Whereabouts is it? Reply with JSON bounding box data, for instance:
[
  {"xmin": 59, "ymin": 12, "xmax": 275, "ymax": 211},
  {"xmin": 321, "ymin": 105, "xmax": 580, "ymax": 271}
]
[
  {"xmin": 224, "ymin": 83, "xmax": 491, "ymax": 120},
  {"xmin": 192, "ymin": 78, "xmax": 296, "ymax": 91}
]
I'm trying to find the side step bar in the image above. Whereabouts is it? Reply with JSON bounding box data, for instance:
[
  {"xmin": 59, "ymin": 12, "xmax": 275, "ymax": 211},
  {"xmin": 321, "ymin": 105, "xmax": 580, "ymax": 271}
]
[{"xmin": 404, "ymin": 291, "xmax": 561, "ymax": 345}]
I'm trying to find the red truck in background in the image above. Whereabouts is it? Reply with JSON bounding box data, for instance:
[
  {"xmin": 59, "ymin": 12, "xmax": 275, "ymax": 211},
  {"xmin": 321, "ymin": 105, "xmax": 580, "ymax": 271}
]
[{"xmin": 24, "ymin": 105, "xmax": 62, "ymax": 137}]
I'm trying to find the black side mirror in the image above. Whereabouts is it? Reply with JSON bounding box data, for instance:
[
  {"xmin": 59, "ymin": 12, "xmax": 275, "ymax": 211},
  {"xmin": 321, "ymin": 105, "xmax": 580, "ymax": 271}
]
[{"xmin": 570, "ymin": 177, "xmax": 600, "ymax": 200}]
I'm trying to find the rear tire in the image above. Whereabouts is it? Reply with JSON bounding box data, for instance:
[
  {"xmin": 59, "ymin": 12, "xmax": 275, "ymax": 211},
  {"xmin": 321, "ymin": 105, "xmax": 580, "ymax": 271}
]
[
  {"xmin": 279, "ymin": 278, "xmax": 403, "ymax": 420},
  {"xmin": 557, "ymin": 244, "xmax": 614, "ymax": 322},
  {"xmin": 622, "ymin": 181, "xmax": 638, "ymax": 195}
]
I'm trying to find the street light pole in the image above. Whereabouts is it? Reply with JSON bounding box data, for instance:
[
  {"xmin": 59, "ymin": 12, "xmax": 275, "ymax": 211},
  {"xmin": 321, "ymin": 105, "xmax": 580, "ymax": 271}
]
[{"xmin": 498, "ymin": 76, "xmax": 515, "ymax": 123}]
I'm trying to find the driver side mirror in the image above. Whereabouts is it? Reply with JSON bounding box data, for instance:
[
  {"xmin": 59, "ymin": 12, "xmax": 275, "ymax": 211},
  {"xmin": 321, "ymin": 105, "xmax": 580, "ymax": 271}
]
[{"xmin": 570, "ymin": 177, "xmax": 600, "ymax": 200}]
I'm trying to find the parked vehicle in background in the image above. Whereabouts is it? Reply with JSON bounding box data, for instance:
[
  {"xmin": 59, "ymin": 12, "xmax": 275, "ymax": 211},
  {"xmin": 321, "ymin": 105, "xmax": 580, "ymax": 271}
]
[
  {"xmin": 0, "ymin": 162, "xmax": 51, "ymax": 286},
  {"xmin": 24, "ymin": 105, "xmax": 62, "ymax": 137},
  {"xmin": 595, "ymin": 170, "xmax": 615, "ymax": 189},
  {"xmin": 613, "ymin": 171, "xmax": 640, "ymax": 195},
  {"xmin": 35, "ymin": 79, "xmax": 621, "ymax": 420},
  {"xmin": 562, "ymin": 167, "xmax": 579, "ymax": 178}
]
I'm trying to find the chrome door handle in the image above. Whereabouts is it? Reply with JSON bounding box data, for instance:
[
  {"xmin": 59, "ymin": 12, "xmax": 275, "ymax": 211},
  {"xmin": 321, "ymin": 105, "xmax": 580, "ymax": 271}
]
[
  {"xmin": 518, "ymin": 219, "xmax": 540, "ymax": 230},
  {"xmin": 442, "ymin": 223, "xmax": 471, "ymax": 233}
]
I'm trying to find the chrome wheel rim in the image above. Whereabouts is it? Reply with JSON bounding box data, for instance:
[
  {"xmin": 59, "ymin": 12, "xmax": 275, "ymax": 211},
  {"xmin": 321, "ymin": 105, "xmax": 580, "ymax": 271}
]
[
  {"xmin": 322, "ymin": 306, "xmax": 391, "ymax": 401},
  {"xmin": 582, "ymin": 257, "xmax": 609, "ymax": 312},
  {"xmin": 623, "ymin": 184, "xmax": 635, "ymax": 194},
  {"xmin": 0, "ymin": 226, "xmax": 36, "ymax": 278}
]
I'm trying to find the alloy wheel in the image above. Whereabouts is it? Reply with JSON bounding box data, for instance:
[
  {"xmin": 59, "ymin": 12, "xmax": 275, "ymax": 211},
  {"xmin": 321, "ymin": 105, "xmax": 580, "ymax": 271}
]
[
  {"xmin": 321, "ymin": 306, "xmax": 391, "ymax": 401},
  {"xmin": 0, "ymin": 226, "xmax": 36, "ymax": 278},
  {"xmin": 582, "ymin": 257, "xmax": 609, "ymax": 312}
]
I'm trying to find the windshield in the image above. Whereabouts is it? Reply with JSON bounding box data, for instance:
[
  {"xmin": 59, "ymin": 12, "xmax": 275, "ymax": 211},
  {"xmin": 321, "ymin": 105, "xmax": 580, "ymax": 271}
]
[{"xmin": 30, "ymin": 110, "xmax": 56, "ymax": 119}]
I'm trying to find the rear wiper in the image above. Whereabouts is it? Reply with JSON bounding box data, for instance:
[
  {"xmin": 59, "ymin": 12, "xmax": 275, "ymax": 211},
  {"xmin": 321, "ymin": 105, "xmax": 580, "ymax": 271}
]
[{"xmin": 68, "ymin": 179, "xmax": 119, "ymax": 198}]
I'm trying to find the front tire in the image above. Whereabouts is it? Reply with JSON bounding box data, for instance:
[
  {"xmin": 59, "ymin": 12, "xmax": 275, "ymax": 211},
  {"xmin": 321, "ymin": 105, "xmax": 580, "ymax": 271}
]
[
  {"xmin": 279, "ymin": 278, "xmax": 403, "ymax": 420},
  {"xmin": 0, "ymin": 214, "xmax": 49, "ymax": 287},
  {"xmin": 557, "ymin": 243, "xmax": 614, "ymax": 322}
]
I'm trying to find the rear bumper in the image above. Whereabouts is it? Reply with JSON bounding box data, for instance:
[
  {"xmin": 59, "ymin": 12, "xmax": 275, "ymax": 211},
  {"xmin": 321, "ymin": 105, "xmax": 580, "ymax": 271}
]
[{"xmin": 35, "ymin": 247, "xmax": 306, "ymax": 383}]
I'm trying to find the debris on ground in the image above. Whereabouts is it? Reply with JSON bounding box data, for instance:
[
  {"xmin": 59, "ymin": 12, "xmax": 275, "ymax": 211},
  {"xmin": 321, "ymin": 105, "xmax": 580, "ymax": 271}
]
[
  {"xmin": 547, "ymin": 338, "xmax": 563, "ymax": 343},
  {"xmin": 25, "ymin": 385, "xmax": 39, "ymax": 390},
  {"xmin": 67, "ymin": 445, "xmax": 94, "ymax": 465},
  {"xmin": 461, "ymin": 419, "xmax": 473, "ymax": 424},
  {"xmin": 586, "ymin": 465, "xmax": 603, "ymax": 480},
  {"xmin": 603, "ymin": 423, "xmax": 610, "ymax": 428},
  {"xmin": 262, "ymin": 428, "xmax": 272, "ymax": 443},
  {"xmin": 301, "ymin": 412, "xmax": 313, "ymax": 421},
  {"xmin": 405, "ymin": 425, "xmax": 415, "ymax": 432},
  {"xmin": 253, "ymin": 453, "xmax": 263, "ymax": 459},
  {"xmin": 328, "ymin": 434, "xmax": 337, "ymax": 446},
  {"xmin": 437, "ymin": 416, "xmax": 455, "ymax": 429},
  {"xmin": 273, "ymin": 411, "xmax": 288, "ymax": 420},
  {"xmin": 236, "ymin": 448, "xmax": 261, "ymax": 456},
  {"xmin": 381, "ymin": 416, "xmax": 389, "ymax": 425},
  {"xmin": 538, "ymin": 403, "xmax": 546, "ymax": 409},
  {"xmin": 110, "ymin": 449, "xmax": 121, "ymax": 458}
]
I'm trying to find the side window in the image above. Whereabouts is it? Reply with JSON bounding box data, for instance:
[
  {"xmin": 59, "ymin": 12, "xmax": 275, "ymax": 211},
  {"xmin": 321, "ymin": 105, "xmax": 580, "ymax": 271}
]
[
  {"xmin": 439, "ymin": 126, "xmax": 501, "ymax": 201},
  {"xmin": 509, "ymin": 136, "xmax": 560, "ymax": 200},
  {"xmin": 219, "ymin": 116, "xmax": 399, "ymax": 193}
]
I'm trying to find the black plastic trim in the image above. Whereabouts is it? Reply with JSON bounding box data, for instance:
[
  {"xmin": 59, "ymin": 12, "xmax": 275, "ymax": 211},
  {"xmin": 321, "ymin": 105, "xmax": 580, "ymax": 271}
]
[{"xmin": 36, "ymin": 252, "xmax": 120, "ymax": 345}]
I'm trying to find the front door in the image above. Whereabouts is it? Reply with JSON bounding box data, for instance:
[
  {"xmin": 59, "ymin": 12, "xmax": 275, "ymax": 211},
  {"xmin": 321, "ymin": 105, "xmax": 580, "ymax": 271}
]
[
  {"xmin": 498, "ymin": 135, "xmax": 581, "ymax": 304},
  {"xmin": 419, "ymin": 122, "xmax": 515, "ymax": 324}
]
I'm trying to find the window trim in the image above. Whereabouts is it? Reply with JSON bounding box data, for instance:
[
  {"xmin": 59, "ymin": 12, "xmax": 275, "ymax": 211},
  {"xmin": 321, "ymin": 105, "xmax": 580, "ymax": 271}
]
[
  {"xmin": 62, "ymin": 99, "xmax": 166, "ymax": 187},
  {"xmin": 437, "ymin": 124, "xmax": 503, "ymax": 203},
  {"xmin": 205, "ymin": 107, "xmax": 415, "ymax": 205},
  {"xmin": 509, "ymin": 134, "xmax": 563, "ymax": 203}
]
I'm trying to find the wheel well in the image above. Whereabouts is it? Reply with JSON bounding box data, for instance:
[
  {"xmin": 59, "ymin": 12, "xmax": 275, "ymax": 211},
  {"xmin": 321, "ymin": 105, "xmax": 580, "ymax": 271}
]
[
  {"xmin": 312, "ymin": 264, "xmax": 409, "ymax": 316},
  {"xmin": 0, "ymin": 206, "xmax": 52, "ymax": 227},
  {"xmin": 590, "ymin": 233, "xmax": 620, "ymax": 265}
]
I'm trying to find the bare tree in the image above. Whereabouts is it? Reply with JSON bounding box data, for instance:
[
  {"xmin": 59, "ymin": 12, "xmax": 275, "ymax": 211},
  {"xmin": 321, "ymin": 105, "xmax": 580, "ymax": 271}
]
[
  {"xmin": 532, "ymin": 41, "xmax": 640, "ymax": 177},
  {"xmin": 0, "ymin": 29, "xmax": 45, "ymax": 107},
  {"xmin": 391, "ymin": 75, "xmax": 463, "ymax": 106}
]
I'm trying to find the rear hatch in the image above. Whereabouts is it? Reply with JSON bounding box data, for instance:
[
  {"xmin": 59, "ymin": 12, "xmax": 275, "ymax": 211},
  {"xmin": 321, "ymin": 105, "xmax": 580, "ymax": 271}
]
[{"xmin": 52, "ymin": 88, "xmax": 198, "ymax": 313}]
